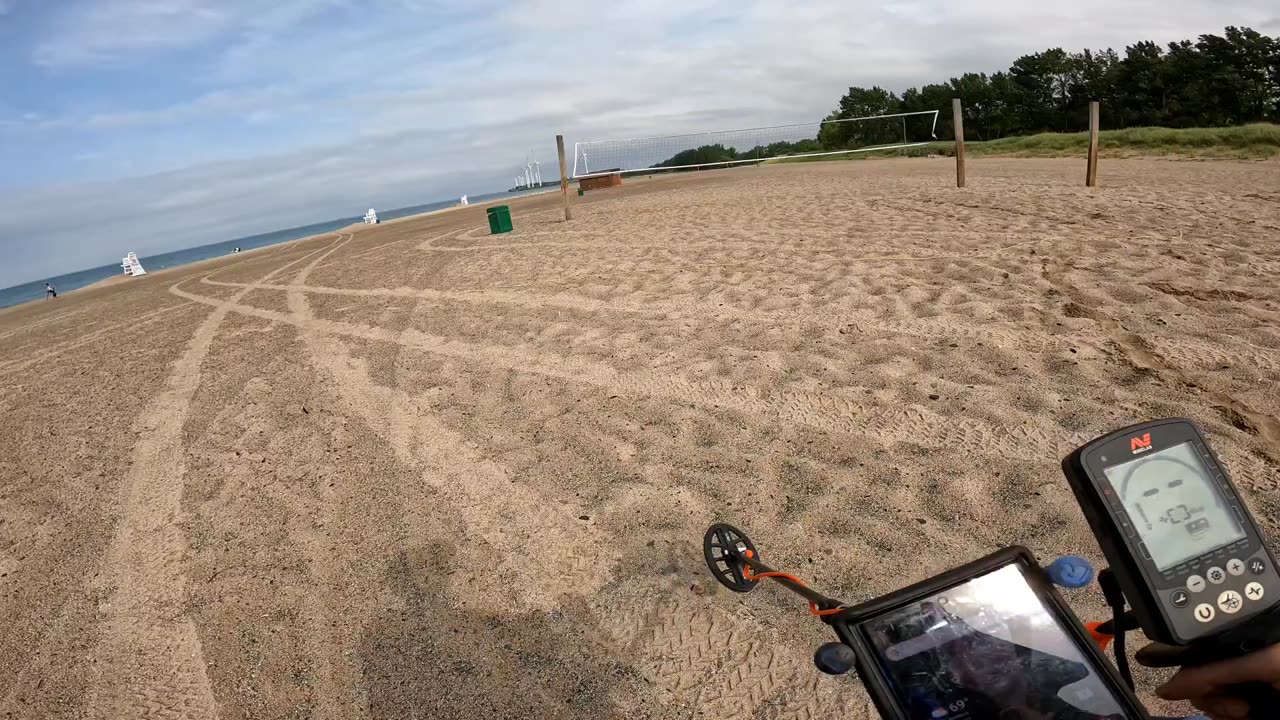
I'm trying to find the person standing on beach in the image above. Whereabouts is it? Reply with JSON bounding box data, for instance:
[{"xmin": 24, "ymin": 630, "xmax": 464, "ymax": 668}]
[{"xmin": 45, "ymin": 283, "xmax": 57, "ymax": 299}]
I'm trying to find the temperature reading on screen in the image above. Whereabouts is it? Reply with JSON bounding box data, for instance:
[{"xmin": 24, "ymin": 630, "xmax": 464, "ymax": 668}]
[{"xmin": 1103, "ymin": 442, "xmax": 1245, "ymax": 571}]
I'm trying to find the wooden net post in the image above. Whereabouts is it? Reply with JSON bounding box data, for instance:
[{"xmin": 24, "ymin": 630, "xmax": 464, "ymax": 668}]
[
  {"xmin": 556, "ymin": 134, "xmax": 572, "ymax": 222},
  {"xmin": 1086, "ymin": 101, "xmax": 1100, "ymax": 187},
  {"xmin": 952, "ymin": 98, "xmax": 966, "ymax": 188}
]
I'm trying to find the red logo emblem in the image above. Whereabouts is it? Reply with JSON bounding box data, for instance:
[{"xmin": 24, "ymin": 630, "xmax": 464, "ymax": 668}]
[{"xmin": 1130, "ymin": 433, "xmax": 1152, "ymax": 452}]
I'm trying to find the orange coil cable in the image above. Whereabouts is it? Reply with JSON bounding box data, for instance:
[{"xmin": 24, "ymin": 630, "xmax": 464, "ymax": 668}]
[{"xmin": 741, "ymin": 550, "xmax": 845, "ymax": 617}]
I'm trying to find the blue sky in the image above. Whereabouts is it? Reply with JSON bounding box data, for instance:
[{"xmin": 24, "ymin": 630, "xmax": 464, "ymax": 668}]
[{"xmin": 1, "ymin": 0, "xmax": 1276, "ymax": 287}]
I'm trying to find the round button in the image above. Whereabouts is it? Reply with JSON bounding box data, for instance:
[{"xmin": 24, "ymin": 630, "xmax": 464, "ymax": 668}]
[
  {"xmin": 1207, "ymin": 567, "xmax": 1227, "ymax": 585},
  {"xmin": 1218, "ymin": 590, "xmax": 1244, "ymax": 614},
  {"xmin": 1250, "ymin": 558, "xmax": 1268, "ymax": 575},
  {"xmin": 1187, "ymin": 575, "xmax": 1206, "ymax": 593},
  {"xmin": 1171, "ymin": 590, "xmax": 1190, "ymax": 608},
  {"xmin": 1194, "ymin": 603, "xmax": 1216, "ymax": 623},
  {"xmin": 1245, "ymin": 582, "xmax": 1265, "ymax": 602},
  {"xmin": 1228, "ymin": 558, "xmax": 1246, "ymax": 576}
]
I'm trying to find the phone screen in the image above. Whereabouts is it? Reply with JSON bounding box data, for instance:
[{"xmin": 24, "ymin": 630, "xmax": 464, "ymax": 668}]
[{"xmin": 858, "ymin": 563, "xmax": 1135, "ymax": 719}]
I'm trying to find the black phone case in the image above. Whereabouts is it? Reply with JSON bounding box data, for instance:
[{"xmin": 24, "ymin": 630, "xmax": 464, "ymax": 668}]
[{"xmin": 828, "ymin": 546, "xmax": 1151, "ymax": 720}]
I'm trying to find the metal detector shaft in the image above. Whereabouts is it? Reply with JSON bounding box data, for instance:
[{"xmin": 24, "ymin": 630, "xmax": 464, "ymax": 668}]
[{"xmin": 735, "ymin": 551, "xmax": 841, "ymax": 610}]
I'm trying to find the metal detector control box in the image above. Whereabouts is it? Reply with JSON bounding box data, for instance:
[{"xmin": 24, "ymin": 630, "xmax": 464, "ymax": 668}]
[{"xmin": 1062, "ymin": 418, "xmax": 1280, "ymax": 645}]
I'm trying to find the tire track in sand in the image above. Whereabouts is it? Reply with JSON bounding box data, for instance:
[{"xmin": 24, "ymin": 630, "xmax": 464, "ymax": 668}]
[
  {"xmin": 273, "ymin": 236, "xmax": 619, "ymax": 717},
  {"xmin": 421, "ymin": 223, "xmax": 1043, "ymax": 265},
  {"xmin": 590, "ymin": 594, "xmax": 868, "ymax": 719},
  {"xmin": 0, "ymin": 302, "xmax": 105, "ymax": 342},
  {"xmin": 441, "ymin": 217, "xmax": 1034, "ymax": 245},
  {"xmin": 314, "ymin": 227, "xmax": 466, "ymax": 267},
  {"xmin": 1041, "ymin": 260, "xmax": 1280, "ymax": 466},
  {"xmin": 284, "ymin": 238, "xmax": 610, "ymax": 611},
  {"xmin": 279, "ymin": 242, "xmax": 858, "ymax": 720},
  {"xmin": 173, "ymin": 284, "xmax": 1069, "ymax": 461},
  {"xmin": 199, "ymin": 278, "xmax": 1045, "ymax": 354},
  {"xmin": 0, "ymin": 302, "xmax": 199, "ymax": 378},
  {"xmin": 259, "ymin": 234, "xmax": 371, "ymax": 720},
  {"xmin": 88, "ymin": 239, "xmax": 339, "ymax": 720}
]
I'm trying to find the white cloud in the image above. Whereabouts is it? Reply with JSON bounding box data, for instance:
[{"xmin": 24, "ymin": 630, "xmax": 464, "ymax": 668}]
[
  {"xmin": 6, "ymin": 0, "xmax": 1278, "ymax": 287},
  {"xmin": 30, "ymin": 1, "xmax": 1275, "ymax": 134},
  {"xmin": 34, "ymin": 0, "xmax": 236, "ymax": 67},
  {"xmin": 30, "ymin": 0, "xmax": 468, "ymax": 68},
  {"xmin": 83, "ymin": 88, "xmax": 301, "ymax": 129}
]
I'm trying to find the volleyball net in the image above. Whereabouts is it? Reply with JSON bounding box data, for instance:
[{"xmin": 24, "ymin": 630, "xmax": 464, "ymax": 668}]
[{"xmin": 571, "ymin": 110, "xmax": 939, "ymax": 179}]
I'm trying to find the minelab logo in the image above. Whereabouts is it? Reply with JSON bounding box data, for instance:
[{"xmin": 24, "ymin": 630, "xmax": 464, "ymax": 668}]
[{"xmin": 1130, "ymin": 433, "xmax": 1153, "ymax": 454}]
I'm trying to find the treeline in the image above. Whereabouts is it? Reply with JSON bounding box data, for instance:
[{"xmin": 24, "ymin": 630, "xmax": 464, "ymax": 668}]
[
  {"xmin": 648, "ymin": 26, "xmax": 1278, "ymax": 168},
  {"xmin": 825, "ymin": 26, "xmax": 1279, "ymax": 145},
  {"xmin": 651, "ymin": 140, "xmax": 822, "ymax": 168}
]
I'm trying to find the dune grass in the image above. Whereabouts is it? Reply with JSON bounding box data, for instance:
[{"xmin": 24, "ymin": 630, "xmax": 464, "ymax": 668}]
[{"xmin": 769, "ymin": 124, "xmax": 1280, "ymax": 162}]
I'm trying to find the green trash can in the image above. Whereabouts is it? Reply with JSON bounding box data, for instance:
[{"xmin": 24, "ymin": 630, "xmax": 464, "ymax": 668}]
[{"xmin": 486, "ymin": 205, "xmax": 513, "ymax": 235}]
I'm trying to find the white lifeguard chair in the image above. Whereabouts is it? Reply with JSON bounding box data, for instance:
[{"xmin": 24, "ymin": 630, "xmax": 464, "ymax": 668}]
[
  {"xmin": 121, "ymin": 252, "xmax": 147, "ymax": 277},
  {"xmin": 459, "ymin": 194, "xmax": 469, "ymax": 206},
  {"xmin": 363, "ymin": 208, "xmax": 379, "ymax": 224}
]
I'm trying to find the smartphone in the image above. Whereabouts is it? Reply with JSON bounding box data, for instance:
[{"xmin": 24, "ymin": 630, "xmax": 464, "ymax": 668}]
[{"xmin": 835, "ymin": 547, "xmax": 1150, "ymax": 720}]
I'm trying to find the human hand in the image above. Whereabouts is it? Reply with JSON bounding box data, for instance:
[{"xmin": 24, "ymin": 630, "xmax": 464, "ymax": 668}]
[{"xmin": 1155, "ymin": 645, "xmax": 1280, "ymax": 720}]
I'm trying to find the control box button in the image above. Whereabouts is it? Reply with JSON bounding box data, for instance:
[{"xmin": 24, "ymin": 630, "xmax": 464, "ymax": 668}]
[
  {"xmin": 1218, "ymin": 590, "xmax": 1244, "ymax": 614},
  {"xmin": 1227, "ymin": 559, "xmax": 1246, "ymax": 576},
  {"xmin": 1246, "ymin": 582, "xmax": 1265, "ymax": 602},
  {"xmin": 1171, "ymin": 590, "xmax": 1190, "ymax": 608},
  {"xmin": 1187, "ymin": 575, "xmax": 1206, "ymax": 593},
  {"xmin": 1250, "ymin": 558, "xmax": 1267, "ymax": 575},
  {"xmin": 1194, "ymin": 604, "xmax": 1216, "ymax": 623},
  {"xmin": 1207, "ymin": 567, "xmax": 1226, "ymax": 585}
]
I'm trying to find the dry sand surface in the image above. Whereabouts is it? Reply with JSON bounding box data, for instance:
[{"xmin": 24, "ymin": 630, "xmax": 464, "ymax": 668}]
[{"xmin": 2, "ymin": 158, "xmax": 1279, "ymax": 719}]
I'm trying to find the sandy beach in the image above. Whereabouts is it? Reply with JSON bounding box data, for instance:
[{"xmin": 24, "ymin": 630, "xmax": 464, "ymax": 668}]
[{"xmin": 2, "ymin": 157, "xmax": 1278, "ymax": 719}]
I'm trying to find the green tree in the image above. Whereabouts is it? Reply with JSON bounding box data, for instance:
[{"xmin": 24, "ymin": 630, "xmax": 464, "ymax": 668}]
[
  {"xmin": 821, "ymin": 86, "xmax": 903, "ymax": 148},
  {"xmin": 1008, "ymin": 49, "xmax": 1074, "ymax": 131},
  {"xmin": 949, "ymin": 74, "xmax": 995, "ymax": 139},
  {"xmin": 900, "ymin": 83, "xmax": 956, "ymax": 139},
  {"xmin": 1065, "ymin": 48, "xmax": 1120, "ymax": 129},
  {"xmin": 650, "ymin": 144, "xmax": 738, "ymax": 169},
  {"xmin": 1113, "ymin": 41, "xmax": 1170, "ymax": 127},
  {"xmin": 1270, "ymin": 34, "xmax": 1280, "ymax": 117},
  {"xmin": 1164, "ymin": 40, "xmax": 1211, "ymax": 126},
  {"xmin": 820, "ymin": 25, "xmax": 1277, "ymax": 144},
  {"xmin": 1195, "ymin": 28, "xmax": 1277, "ymax": 123},
  {"xmin": 987, "ymin": 72, "xmax": 1022, "ymax": 137}
]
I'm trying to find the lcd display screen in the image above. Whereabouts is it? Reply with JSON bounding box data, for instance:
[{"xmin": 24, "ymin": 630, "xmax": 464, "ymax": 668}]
[{"xmin": 1102, "ymin": 441, "xmax": 1245, "ymax": 571}]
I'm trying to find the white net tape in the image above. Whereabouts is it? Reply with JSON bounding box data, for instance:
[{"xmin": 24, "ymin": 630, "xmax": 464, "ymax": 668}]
[{"xmin": 571, "ymin": 110, "xmax": 939, "ymax": 179}]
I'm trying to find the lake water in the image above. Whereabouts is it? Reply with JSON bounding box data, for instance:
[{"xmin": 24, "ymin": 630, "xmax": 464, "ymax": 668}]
[{"xmin": 0, "ymin": 187, "xmax": 555, "ymax": 310}]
